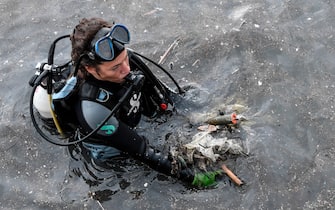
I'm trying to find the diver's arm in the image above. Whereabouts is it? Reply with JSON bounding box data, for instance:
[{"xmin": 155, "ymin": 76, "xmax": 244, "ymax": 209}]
[
  {"xmin": 108, "ymin": 121, "xmax": 196, "ymax": 183},
  {"xmin": 76, "ymin": 99, "xmax": 193, "ymax": 179},
  {"xmin": 77, "ymin": 100, "xmax": 219, "ymax": 187},
  {"xmin": 77, "ymin": 100, "xmax": 171, "ymax": 173}
]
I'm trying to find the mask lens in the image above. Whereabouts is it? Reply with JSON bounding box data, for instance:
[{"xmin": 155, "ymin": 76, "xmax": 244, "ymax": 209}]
[
  {"xmin": 110, "ymin": 25, "xmax": 130, "ymax": 44},
  {"xmin": 95, "ymin": 38, "xmax": 114, "ymax": 60}
]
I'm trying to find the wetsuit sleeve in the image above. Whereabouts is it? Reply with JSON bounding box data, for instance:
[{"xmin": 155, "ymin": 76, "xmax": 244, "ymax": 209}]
[
  {"xmin": 109, "ymin": 120, "xmax": 195, "ymax": 182},
  {"xmin": 110, "ymin": 125, "xmax": 194, "ymax": 183},
  {"xmin": 76, "ymin": 99, "xmax": 194, "ymax": 181}
]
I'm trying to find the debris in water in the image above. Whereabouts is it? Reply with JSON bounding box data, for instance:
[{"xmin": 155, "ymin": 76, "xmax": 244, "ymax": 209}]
[
  {"xmin": 182, "ymin": 132, "xmax": 245, "ymax": 162},
  {"xmin": 143, "ymin": 8, "xmax": 163, "ymax": 16},
  {"xmin": 192, "ymin": 59, "xmax": 200, "ymax": 66},
  {"xmin": 205, "ymin": 112, "xmax": 238, "ymax": 125},
  {"xmin": 222, "ymin": 164, "xmax": 243, "ymax": 186},
  {"xmin": 169, "ymin": 104, "xmax": 248, "ymax": 183},
  {"xmin": 158, "ymin": 38, "xmax": 180, "ymax": 65},
  {"xmin": 197, "ymin": 124, "xmax": 217, "ymax": 132}
]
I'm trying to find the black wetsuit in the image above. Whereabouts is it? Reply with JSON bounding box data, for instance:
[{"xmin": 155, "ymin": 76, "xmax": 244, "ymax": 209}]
[{"xmin": 67, "ymin": 50, "xmax": 193, "ymax": 182}]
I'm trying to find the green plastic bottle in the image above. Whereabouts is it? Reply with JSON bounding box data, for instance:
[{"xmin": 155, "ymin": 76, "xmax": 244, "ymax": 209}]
[{"xmin": 192, "ymin": 170, "xmax": 222, "ymax": 187}]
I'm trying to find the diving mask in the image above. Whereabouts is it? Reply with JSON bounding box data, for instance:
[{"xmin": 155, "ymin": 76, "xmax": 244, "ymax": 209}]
[{"xmin": 89, "ymin": 24, "xmax": 130, "ymax": 61}]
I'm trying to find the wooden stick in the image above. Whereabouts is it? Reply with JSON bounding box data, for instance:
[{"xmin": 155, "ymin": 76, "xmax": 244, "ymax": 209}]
[
  {"xmin": 158, "ymin": 38, "xmax": 180, "ymax": 65},
  {"xmin": 222, "ymin": 164, "xmax": 243, "ymax": 186},
  {"xmin": 97, "ymin": 200, "xmax": 105, "ymax": 210}
]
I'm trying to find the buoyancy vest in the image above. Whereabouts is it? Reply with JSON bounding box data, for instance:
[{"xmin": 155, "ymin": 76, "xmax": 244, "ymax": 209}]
[{"xmin": 76, "ymin": 75, "xmax": 143, "ymax": 131}]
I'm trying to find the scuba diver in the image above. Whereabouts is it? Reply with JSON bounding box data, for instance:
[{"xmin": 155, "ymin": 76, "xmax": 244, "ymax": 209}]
[{"xmin": 29, "ymin": 17, "xmax": 222, "ymax": 188}]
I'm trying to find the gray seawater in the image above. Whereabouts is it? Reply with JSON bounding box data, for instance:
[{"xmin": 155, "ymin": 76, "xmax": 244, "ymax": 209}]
[{"xmin": 1, "ymin": 0, "xmax": 335, "ymax": 209}]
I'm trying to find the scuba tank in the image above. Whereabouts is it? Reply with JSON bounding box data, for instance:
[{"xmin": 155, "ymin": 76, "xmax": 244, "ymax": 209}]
[
  {"xmin": 33, "ymin": 85, "xmax": 52, "ymax": 119},
  {"xmin": 29, "ymin": 34, "xmax": 82, "ymax": 145},
  {"xmin": 31, "ymin": 61, "xmax": 76, "ymax": 125}
]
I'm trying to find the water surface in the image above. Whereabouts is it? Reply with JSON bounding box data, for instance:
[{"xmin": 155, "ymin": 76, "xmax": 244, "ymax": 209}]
[{"xmin": 1, "ymin": 0, "xmax": 335, "ymax": 209}]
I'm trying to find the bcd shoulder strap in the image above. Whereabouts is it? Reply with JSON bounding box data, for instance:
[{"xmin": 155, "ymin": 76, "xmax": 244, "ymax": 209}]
[{"xmin": 52, "ymin": 76, "xmax": 80, "ymax": 131}]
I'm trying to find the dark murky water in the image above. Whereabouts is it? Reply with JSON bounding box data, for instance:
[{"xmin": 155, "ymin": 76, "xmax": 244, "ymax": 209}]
[{"xmin": 1, "ymin": 0, "xmax": 335, "ymax": 209}]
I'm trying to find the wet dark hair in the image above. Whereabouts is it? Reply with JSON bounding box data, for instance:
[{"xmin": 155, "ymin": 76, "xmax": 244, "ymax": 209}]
[{"xmin": 70, "ymin": 17, "xmax": 114, "ymax": 77}]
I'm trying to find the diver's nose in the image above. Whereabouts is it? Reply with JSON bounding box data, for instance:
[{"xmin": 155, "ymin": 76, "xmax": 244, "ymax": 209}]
[{"xmin": 120, "ymin": 60, "xmax": 130, "ymax": 75}]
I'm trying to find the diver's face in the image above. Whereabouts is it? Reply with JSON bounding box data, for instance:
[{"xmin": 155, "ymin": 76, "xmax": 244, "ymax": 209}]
[{"xmin": 85, "ymin": 49, "xmax": 130, "ymax": 83}]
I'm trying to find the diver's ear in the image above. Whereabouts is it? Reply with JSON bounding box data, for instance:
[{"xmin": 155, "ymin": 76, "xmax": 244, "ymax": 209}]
[{"xmin": 85, "ymin": 65, "xmax": 97, "ymax": 76}]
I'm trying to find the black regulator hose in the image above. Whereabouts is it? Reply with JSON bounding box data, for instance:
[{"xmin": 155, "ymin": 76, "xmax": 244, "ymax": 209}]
[
  {"xmin": 132, "ymin": 51, "xmax": 185, "ymax": 94},
  {"xmin": 47, "ymin": 35, "xmax": 70, "ymax": 65}
]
